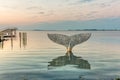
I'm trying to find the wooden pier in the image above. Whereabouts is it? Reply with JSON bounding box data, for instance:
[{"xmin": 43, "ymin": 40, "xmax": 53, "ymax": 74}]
[
  {"xmin": 0, "ymin": 28, "xmax": 17, "ymax": 42},
  {"xmin": 0, "ymin": 28, "xmax": 28, "ymax": 49}
]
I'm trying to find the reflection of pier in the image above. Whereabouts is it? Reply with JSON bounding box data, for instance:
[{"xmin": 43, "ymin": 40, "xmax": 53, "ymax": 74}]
[{"xmin": 48, "ymin": 52, "xmax": 91, "ymax": 69}]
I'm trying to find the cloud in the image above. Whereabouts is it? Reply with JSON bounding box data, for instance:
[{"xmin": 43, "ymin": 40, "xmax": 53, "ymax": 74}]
[
  {"xmin": 86, "ymin": 11, "xmax": 97, "ymax": 17},
  {"xmin": 97, "ymin": 3, "xmax": 111, "ymax": 8},
  {"xmin": 45, "ymin": 10, "xmax": 54, "ymax": 16},
  {"xmin": 26, "ymin": 6, "xmax": 42, "ymax": 10},
  {"xmin": 37, "ymin": 12, "xmax": 45, "ymax": 14},
  {"xmin": 0, "ymin": 5, "xmax": 18, "ymax": 9},
  {"xmin": 68, "ymin": 0, "xmax": 94, "ymax": 5},
  {"xmin": 79, "ymin": 0, "xmax": 94, "ymax": 3},
  {"xmin": 26, "ymin": 6, "xmax": 46, "ymax": 15}
]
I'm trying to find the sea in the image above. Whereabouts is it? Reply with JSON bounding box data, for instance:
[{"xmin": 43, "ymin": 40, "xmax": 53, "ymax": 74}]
[{"xmin": 0, "ymin": 31, "xmax": 120, "ymax": 80}]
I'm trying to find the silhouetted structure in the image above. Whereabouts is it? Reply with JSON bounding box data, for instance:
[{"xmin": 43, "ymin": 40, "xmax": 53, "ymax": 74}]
[
  {"xmin": 0, "ymin": 28, "xmax": 17, "ymax": 38},
  {"xmin": 0, "ymin": 29, "xmax": 28, "ymax": 49},
  {"xmin": 0, "ymin": 28, "xmax": 17, "ymax": 49}
]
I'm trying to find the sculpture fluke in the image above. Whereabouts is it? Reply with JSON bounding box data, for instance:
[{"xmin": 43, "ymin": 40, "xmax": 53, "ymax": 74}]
[{"xmin": 48, "ymin": 33, "xmax": 91, "ymax": 53}]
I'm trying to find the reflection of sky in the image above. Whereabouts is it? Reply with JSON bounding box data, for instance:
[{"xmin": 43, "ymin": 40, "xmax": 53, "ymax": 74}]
[{"xmin": 0, "ymin": 0, "xmax": 120, "ymax": 30}]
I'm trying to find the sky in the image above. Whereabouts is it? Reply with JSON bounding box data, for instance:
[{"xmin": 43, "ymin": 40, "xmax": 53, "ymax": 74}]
[{"xmin": 0, "ymin": 0, "xmax": 120, "ymax": 30}]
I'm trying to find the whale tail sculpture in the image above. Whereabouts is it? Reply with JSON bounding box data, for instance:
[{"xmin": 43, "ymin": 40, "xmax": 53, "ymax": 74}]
[{"xmin": 47, "ymin": 33, "xmax": 91, "ymax": 54}]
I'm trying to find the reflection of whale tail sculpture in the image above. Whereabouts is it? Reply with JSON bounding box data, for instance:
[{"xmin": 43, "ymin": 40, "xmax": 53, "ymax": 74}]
[
  {"xmin": 48, "ymin": 52, "xmax": 91, "ymax": 69},
  {"xmin": 48, "ymin": 33, "xmax": 91, "ymax": 53}
]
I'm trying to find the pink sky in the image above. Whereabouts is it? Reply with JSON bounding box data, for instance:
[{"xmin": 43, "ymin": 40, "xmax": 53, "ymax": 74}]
[{"xmin": 0, "ymin": 0, "xmax": 120, "ymax": 25}]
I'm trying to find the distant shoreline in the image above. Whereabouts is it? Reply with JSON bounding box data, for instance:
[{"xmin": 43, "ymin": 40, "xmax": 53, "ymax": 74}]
[
  {"xmin": 32, "ymin": 29, "xmax": 120, "ymax": 31},
  {"xmin": 14, "ymin": 29, "xmax": 120, "ymax": 31}
]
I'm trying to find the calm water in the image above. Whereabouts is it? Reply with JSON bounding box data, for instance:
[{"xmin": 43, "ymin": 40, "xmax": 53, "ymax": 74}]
[{"xmin": 0, "ymin": 31, "xmax": 120, "ymax": 80}]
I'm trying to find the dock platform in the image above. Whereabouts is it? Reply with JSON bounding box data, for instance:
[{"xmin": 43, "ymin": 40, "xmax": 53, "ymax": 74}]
[{"xmin": 0, "ymin": 28, "xmax": 17, "ymax": 42}]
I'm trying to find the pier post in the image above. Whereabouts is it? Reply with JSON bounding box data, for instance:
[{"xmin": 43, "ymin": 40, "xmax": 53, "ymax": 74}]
[
  {"xmin": 10, "ymin": 29, "xmax": 13, "ymax": 49},
  {"xmin": 19, "ymin": 32, "xmax": 22, "ymax": 48},
  {"xmin": 22, "ymin": 32, "xmax": 27, "ymax": 48},
  {"xmin": 0, "ymin": 35, "xmax": 4, "ymax": 49}
]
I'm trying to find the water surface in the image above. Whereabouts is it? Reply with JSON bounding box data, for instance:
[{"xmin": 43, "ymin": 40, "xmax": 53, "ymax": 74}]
[{"xmin": 0, "ymin": 31, "xmax": 120, "ymax": 80}]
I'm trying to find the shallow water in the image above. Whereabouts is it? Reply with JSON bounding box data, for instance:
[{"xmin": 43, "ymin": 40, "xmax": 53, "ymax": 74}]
[{"xmin": 0, "ymin": 31, "xmax": 120, "ymax": 80}]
